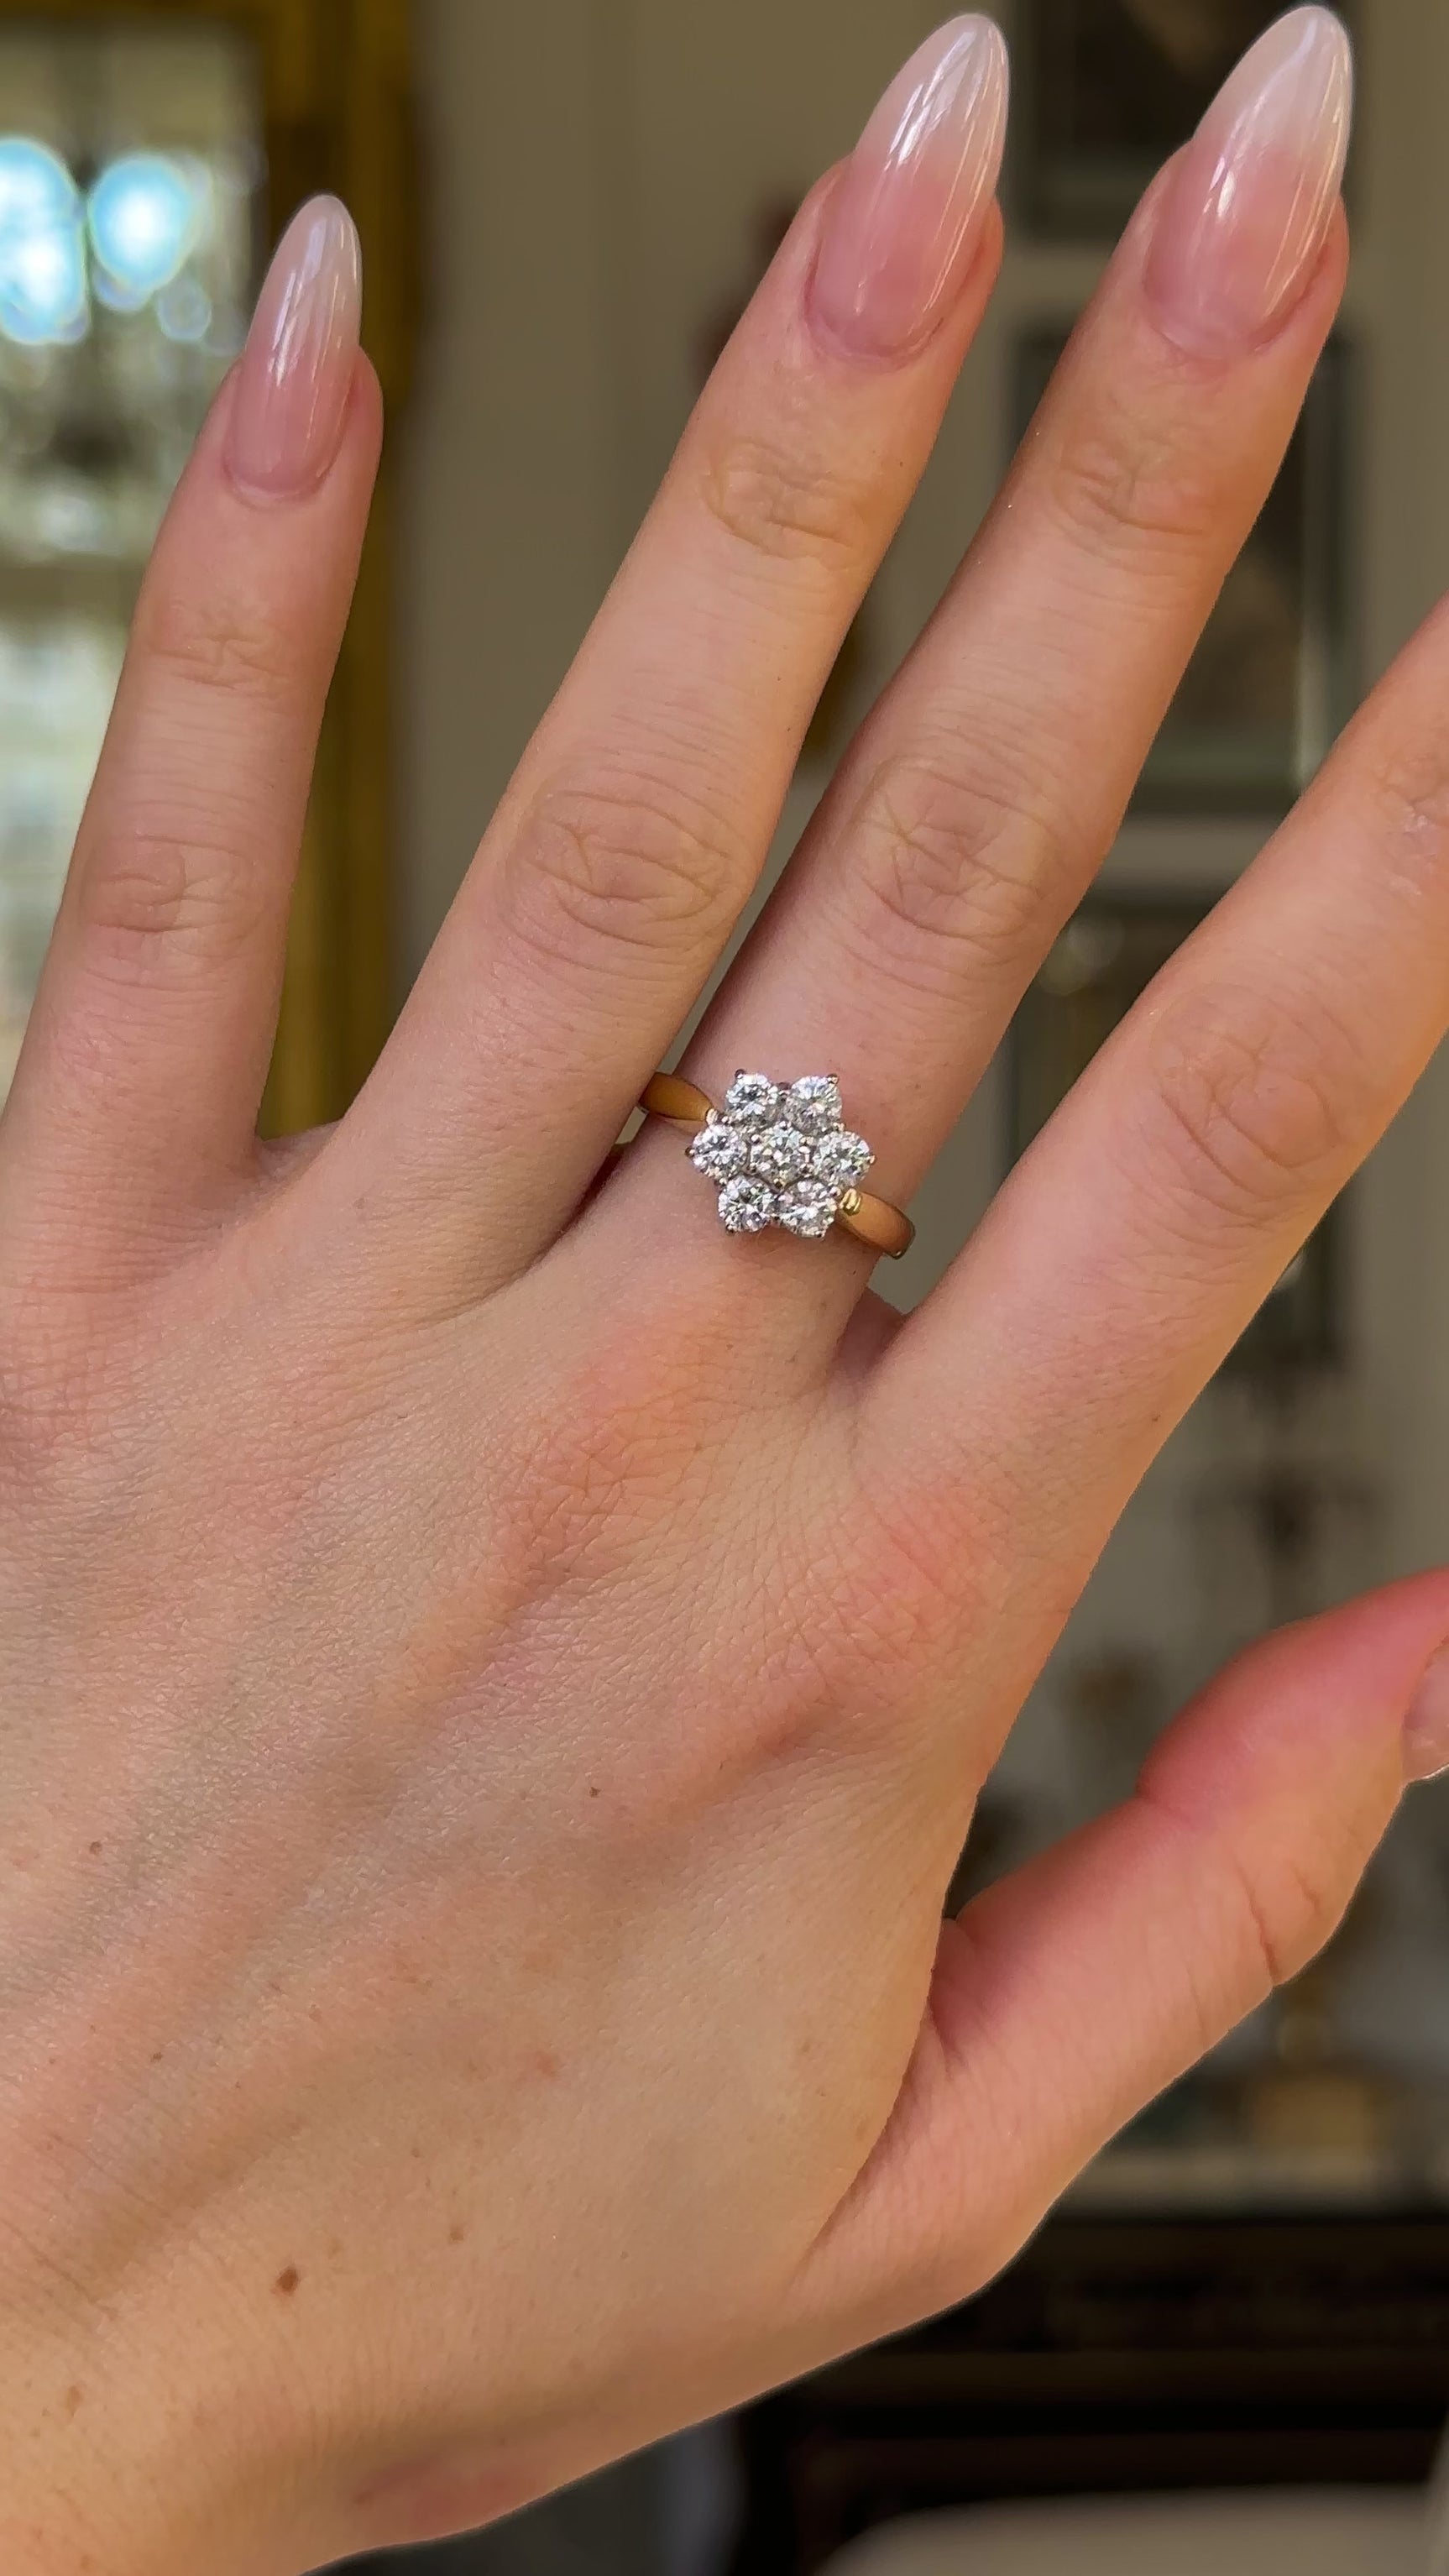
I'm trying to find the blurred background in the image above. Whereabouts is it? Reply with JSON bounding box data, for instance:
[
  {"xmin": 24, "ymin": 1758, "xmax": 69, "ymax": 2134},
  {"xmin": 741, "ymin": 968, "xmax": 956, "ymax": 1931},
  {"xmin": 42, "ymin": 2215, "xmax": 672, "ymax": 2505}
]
[{"xmin": 3, "ymin": 3, "xmax": 1449, "ymax": 2571}]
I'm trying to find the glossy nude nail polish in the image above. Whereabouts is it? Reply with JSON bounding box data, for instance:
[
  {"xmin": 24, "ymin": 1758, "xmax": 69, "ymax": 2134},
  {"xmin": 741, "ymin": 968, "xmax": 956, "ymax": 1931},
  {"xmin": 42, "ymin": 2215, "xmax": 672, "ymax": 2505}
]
[
  {"xmin": 1144, "ymin": 7, "xmax": 1351, "ymax": 359},
  {"xmin": 225, "ymin": 196, "xmax": 363, "ymax": 498},
  {"xmin": 811, "ymin": 15, "xmax": 1008, "ymax": 361},
  {"xmin": 1405, "ymin": 1646, "xmax": 1449, "ymax": 1783}
]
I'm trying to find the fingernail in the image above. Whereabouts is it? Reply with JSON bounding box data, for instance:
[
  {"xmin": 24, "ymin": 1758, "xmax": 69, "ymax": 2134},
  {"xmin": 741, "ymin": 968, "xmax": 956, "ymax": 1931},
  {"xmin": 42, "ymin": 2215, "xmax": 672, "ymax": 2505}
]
[
  {"xmin": 1405, "ymin": 1647, "xmax": 1449, "ymax": 1783},
  {"xmin": 225, "ymin": 196, "xmax": 362, "ymax": 498},
  {"xmin": 1143, "ymin": 6, "xmax": 1351, "ymax": 359},
  {"xmin": 811, "ymin": 15, "xmax": 1007, "ymax": 361}
]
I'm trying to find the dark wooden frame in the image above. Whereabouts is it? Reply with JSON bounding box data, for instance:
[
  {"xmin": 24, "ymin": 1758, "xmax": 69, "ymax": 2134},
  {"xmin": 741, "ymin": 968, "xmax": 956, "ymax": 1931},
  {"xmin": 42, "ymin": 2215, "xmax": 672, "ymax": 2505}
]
[{"xmin": 732, "ymin": 2214, "xmax": 1449, "ymax": 2573}]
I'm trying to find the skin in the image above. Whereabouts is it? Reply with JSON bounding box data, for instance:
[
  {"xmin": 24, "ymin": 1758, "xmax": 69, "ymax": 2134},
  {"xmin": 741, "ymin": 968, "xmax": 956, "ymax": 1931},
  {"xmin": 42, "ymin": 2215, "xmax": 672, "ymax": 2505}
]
[{"xmin": 3, "ymin": 29, "xmax": 1449, "ymax": 2576}]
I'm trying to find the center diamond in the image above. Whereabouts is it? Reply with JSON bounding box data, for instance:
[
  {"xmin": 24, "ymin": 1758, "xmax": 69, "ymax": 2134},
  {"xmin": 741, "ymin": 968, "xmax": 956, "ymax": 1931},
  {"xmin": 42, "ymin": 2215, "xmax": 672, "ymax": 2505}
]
[{"xmin": 751, "ymin": 1121, "xmax": 811, "ymax": 1187}]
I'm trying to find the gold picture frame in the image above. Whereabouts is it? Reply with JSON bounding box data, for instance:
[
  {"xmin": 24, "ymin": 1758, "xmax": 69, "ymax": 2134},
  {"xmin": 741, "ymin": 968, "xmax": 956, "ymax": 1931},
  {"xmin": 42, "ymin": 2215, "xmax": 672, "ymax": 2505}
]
[{"xmin": 0, "ymin": 0, "xmax": 416, "ymax": 1132}]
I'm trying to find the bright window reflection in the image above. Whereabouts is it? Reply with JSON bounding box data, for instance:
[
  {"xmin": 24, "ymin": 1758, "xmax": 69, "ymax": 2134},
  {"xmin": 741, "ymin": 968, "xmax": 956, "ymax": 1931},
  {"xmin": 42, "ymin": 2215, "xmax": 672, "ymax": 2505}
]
[
  {"xmin": 0, "ymin": 28, "xmax": 262, "ymax": 1103},
  {"xmin": 0, "ymin": 139, "xmax": 86, "ymax": 345},
  {"xmin": 88, "ymin": 153, "xmax": 198, "ymax": 305}
]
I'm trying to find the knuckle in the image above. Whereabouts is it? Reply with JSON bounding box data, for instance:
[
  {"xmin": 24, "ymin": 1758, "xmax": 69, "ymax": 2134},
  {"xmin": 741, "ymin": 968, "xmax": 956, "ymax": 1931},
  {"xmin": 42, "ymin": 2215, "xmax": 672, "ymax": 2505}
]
[
  {"xmin": 0, "ymin": 1321, "xmax": 129, "ymax": 1519},
  {"xmin": 1146, "ymin": 1780, "xmax": 1350, "ymax": 2000},
  {"xmin": 503, "ymin": 771, "xmax": 745, "ymax": 972},
  {"xmin": 76, "ymin": 809, "xmax": 264, "ymax": 972},
  {"xmin": 1041, "ymin": 398, "xmax": 1221, "ymax": 564},
  {"xmin": 824, "ymin": 1469, "xmax": 1000, "ymax": 1700},
  {"xmin": 1358, "ymin": 733, "xmax": 1449, "ymax": 882},
  {"xmin": 501, "ymin": 1315, "xmax": 716, "ymax": 1584},
  {"xmin": 698, "ymin": 422, "xmax": 876, "ymax": 573},
  {"xmin": 1230, "ymin": 1839, "xmax": 1351, "ymax": 1991},
  {"xmin": 837, "ymin": 749, "xmax": 1069, "ymax": 1002},
  {"xmin": 133, "ymin": 584, "xmax": 295, "ymax": 708},
  {"xmin": 1143, "ymin": 980, "xmax": 1362, "ymax": 1227}
]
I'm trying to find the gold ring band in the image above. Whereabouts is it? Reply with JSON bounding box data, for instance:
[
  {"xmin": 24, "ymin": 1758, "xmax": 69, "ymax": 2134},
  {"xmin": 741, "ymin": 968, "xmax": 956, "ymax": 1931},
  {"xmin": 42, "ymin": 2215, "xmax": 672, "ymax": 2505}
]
[{"xmin": 640, "ymin": 1072, "xmax": 914, "ymax": 1261}]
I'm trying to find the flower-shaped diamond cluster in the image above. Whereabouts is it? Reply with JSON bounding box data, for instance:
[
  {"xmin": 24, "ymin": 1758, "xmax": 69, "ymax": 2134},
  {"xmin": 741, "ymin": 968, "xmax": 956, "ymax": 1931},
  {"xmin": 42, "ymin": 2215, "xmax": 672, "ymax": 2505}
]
[{"xmin": 688, "ymin": 1072, "xmax": 874, "ymax": 1238}]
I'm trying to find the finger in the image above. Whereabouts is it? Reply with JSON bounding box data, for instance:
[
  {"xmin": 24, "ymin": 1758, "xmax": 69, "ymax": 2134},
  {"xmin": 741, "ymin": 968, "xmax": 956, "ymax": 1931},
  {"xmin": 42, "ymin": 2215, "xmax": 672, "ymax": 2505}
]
[
  {"xmin": 801, "ymin": 1573, "xmax": 1449, "ymax": 2338},
  {"xmin": 871, "ymin": 571, "xmax": 1449, "ymax": 1631},
  {"xmin": 1, "ymin": 200, "xmax": 380, "ymax": 1259},
  {"xmin": 620, "ymin": 8, "xmax": 1352, "ymax": 1335},
  {"xmin": 315, "ymin": 20, "xmax": 1009, "ymax": 1293}
]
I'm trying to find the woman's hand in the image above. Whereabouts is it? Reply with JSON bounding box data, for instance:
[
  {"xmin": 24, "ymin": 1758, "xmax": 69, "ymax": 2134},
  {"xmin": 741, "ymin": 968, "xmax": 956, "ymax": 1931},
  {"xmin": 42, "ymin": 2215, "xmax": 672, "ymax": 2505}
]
[{"xmin": 3, "ymin": 12, "xmax": 1446, "ymax": 2570}]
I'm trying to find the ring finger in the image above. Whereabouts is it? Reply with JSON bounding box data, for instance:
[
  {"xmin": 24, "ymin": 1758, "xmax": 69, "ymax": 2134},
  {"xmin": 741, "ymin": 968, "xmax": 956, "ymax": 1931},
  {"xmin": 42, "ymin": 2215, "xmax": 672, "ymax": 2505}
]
[{"xmin": 621, "ymin": 8, "xmax": 1351, "ymax": 1329}]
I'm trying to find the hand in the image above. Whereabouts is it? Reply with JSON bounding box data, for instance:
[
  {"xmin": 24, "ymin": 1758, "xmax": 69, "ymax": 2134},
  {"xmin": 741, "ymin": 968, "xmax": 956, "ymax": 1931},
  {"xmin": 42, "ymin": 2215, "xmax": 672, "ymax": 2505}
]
[{"xmin": 2, "ymin": 11, "xmax": 1446, "ymax": 2571}]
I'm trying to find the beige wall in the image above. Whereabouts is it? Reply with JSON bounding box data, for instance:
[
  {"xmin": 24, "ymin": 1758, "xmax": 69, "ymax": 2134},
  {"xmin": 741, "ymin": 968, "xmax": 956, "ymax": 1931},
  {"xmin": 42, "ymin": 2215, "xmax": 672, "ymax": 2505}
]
[{"xmin": 399, "ymin": 0, "xmax": 620, "ymax": 967}]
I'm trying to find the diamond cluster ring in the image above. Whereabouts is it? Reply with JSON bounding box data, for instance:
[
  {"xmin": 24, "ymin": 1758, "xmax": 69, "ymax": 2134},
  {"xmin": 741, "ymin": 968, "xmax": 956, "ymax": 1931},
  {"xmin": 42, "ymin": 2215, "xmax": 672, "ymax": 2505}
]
[{"xmin": 638, "ymin": 1072, "xmax": 914, "ymax": 1259}]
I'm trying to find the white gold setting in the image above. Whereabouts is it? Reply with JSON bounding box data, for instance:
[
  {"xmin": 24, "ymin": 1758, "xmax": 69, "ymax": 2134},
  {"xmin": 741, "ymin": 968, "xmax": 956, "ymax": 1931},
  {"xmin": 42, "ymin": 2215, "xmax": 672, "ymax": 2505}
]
[{"xmin": 688, "ymin": 1072, "xmax": 875, "ymax": 1239}]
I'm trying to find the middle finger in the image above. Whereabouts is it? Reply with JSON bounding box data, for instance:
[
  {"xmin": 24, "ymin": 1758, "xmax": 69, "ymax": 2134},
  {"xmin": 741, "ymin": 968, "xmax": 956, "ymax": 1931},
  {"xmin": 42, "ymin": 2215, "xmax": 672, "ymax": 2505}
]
[
  {"xmin": 317, "ymin": 17, "xmax": 1009, "ymax": 1297},
  {"xmin": 629, "ymin": 8, "xmax": 1350, "ymax": 1322}
]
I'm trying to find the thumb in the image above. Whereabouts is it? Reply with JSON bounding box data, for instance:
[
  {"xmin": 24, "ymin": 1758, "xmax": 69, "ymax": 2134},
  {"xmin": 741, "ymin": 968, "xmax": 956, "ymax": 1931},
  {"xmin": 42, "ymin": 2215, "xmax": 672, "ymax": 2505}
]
[{"xmin": 803, "ymin": 1568, "xmax": 1449, "ymax": 2343}]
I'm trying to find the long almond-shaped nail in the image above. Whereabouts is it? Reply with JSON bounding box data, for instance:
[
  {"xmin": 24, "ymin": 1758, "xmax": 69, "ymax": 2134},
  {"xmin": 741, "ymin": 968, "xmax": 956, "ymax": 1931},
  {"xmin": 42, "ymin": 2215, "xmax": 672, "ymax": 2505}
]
[
  {"xmin": 1405, "ymin": 1645, "xmax": 1449, "ymax": 1783},
  {"xmin": 225, "ymin": 196, "xmax": 362, "ymax": 498},
  {"xmin": 1144, "ymin": 8, "xmax": 1351, "ymax": 359},
  {"xmin": 811, "ymin": 16, "xmax": 1007, "ymax": 361}
]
